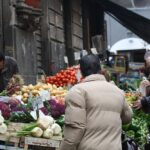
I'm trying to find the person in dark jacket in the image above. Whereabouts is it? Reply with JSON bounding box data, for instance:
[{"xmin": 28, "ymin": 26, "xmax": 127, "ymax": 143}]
[
  {"xmin": 0, "ymin": 52, "xmax": 19, "ymax": 92},
  {"xmin": 133, "ymin": 59, "xmax": 150, "ymax": 112},
  {"xmin": 133, "ymin": 96, "xmax": 150, "ymax": 113}
]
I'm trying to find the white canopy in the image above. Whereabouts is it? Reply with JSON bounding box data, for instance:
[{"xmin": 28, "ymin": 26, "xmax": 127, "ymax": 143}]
[{"xmin": 109, "ymin": 37, "xmax": 148, "ymax": 54}]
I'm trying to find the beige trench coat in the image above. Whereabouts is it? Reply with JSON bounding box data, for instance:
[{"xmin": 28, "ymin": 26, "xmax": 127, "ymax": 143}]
[{"xmin": 60, "ymin": 74, "xmax": 132, "ymax": 150}]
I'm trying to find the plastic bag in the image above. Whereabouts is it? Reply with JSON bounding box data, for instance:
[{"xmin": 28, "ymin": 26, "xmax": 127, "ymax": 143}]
[
  {"xmin": 122, "ymin": 138, "xmax": 138, "ymax": 150},
  {"xmin": 122, "ymin": 133, "xmax": 138, "ymax": 150}
]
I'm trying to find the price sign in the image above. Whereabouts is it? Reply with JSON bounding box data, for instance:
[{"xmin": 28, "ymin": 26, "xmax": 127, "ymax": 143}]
[
  {"xmin": 38, "ymin": 90, "xmax": 50, "ymax": 101},
  {"xmin": 91, "ymin": 48, "xmax": 98, "ymax": 54},
  {"xmin": 30, "ymin": 110, "xmax": 45, "ymax": 120},
  {"xmin": 64, "ymin": 56, "xmax": 68, "ymax": 63},
  {"xmin": 74, "ymin": 52, "xmax": 80, "ymax": 60},
  {"xmin": 32, "ymin": 96, "xmax": 44, "ymax": 110}
]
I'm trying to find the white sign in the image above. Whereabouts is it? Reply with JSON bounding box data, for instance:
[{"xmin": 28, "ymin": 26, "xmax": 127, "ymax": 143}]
[
  {"xmin": 91, "ymin": 48, "xmax": 98, "ymax": 54},
  {"xmin": 38, "ymin": 90, "xmax": 50, "ymax": 101},
  {"xmin": 74, "ymin": 52, "xmax": 81, "ymax": 60},
  {"xmin": 15, "ymin": 95, "xmax": 22, "ymax": 102},
  {"xmin": 30, "ymin": 110, "xmax": 45, "ymax": 120},
  {"xmin": 32, "ymin": 97, "xmax": 44, "ymax": 110},
  {"xmin": 64, "ymin": 56, "xmax": 68, "ymax": 63}
]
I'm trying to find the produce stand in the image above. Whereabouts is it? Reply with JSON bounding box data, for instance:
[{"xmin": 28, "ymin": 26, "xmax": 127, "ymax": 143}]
[
  {"xmin": 0, "ymin": 136, "xmax": 62, "ymax": 150},
  {"xmin": 0, "ymin": 123, "xmax": 63, "ymax": 150},
  {"xmin": 24, "ymin": 136, "xmax": 62, "ymax": 150},
  {"xmin": 0, "ymin": 66, "xmax": 149, "ymax": 149},
  {"xmin": 0, "ymin": 123, "xmax": 23, "ymax": 149},
  {"xmin": 0, "ymin": 67, "xmax": 80, "ymax": 150},
  {"xmin": 0, "ymin": 134, "xmax": 21, "ymax": 150}
]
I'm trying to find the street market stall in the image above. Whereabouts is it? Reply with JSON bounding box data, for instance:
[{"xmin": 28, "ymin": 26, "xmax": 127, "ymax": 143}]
[
  {"xmin": 0, "ymin": 65, "xmax": 149, "ymax": 150},
  {"xmin": 0, "ymin": 66, "xmax": 81, "ymax": 150}
]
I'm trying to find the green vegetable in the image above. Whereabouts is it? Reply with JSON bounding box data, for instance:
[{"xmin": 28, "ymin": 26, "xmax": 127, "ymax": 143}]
[
  {"xmin": 56, "ymin": 115, "xmax": 64, "ymax": 128},
  {"xmin": 123, "ymin": 109, "xmax": 150, "ymax": 149},
  {"xmin": 0, "ymin": 90, "xmax": 7, "ymax": 96},
  {"xmin": 31, "ymin": 127, "xmax": 43, "ymax": 137},
  {"xmin": 17, "ymin": 122, "xmax": 37, "ymax": 136},
  {"xmin": 9, "ymin": 111, "xmax": 35, "ymax": 123}
]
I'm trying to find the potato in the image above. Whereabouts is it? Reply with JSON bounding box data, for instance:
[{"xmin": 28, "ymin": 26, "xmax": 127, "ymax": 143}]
[
  {"xmin": 21, "ymin": 88, "xmax": 27, "ymax": 93},
  {"xmin": 28, "ymin": 84, "xmax": 34, "ymax": 90},
  {"xmin": 52, "ymin": 85, "xmax": 57, "ymax": 89},
  {"xmin": 32, "ymin": 90, "xmax": 39, "ymax": 95},
  {"xmin": 23, "ymin": 93, "xmax": 29, "ymax": 98},
  {"xmin": 15, "ymin": 91, "xmax": 21, "ymax": 95},
  {"xmin": 22, "ymin": 97, "xmax": 28, "ymax": 103},
  {"xmin": 35, "ymin": 93, "xmax": 40, "ymax": 97},
  {"xmin": 42, "ymin": 85, "xmax": 49, "ymax": 90},
  {"xmin": 39, "ymin": 88, "xmax": 44, "ymax": 91}
]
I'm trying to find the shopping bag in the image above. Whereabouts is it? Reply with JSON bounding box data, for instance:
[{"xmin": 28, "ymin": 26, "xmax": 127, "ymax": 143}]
[{"xmin": 122, "ymin": 137, "xmax": 138, "ymax": 150}]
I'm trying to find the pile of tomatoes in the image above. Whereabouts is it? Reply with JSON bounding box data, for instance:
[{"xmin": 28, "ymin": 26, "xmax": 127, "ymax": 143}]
[{"xmin": 46, "ymin": 66, "xmax": 80, "ymax": 87}]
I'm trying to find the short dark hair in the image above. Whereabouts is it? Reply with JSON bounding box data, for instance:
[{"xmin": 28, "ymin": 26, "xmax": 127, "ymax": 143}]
[
  {"xmin": 79, "ymin": 54, "xmax": 101, "ymax": 77},
  {"xmin": 0, "ymin": 52, "xmax": 5, "ymax": 61}
]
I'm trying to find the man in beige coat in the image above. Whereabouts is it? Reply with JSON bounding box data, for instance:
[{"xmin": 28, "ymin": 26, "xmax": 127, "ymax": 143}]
[{"xmin": 60, "ymin": 54, "xmax": 132, "ymax": 150}]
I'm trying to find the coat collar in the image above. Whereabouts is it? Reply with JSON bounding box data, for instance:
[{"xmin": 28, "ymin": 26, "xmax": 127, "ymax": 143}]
[{"xmin": 82, "ymin": 74, "xmax": 106, "ymax": 83}]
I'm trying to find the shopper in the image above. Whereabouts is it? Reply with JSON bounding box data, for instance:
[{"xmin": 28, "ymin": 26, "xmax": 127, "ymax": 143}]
[
  {"xmin": 0, "ymin": 52, "xmax": 19, "ymax": 92},
  {"xmin": 60, "ymin": 54, "xmax": 132, "ymax": 150},
  {"xmin": 133, "ymin": 52, "xmax": 150, "ymax": 112}
]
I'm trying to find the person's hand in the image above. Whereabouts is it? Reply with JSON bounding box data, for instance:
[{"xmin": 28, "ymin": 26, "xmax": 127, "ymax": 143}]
[
  {"xmin": 140, "ymin": 80, "xmax": 150, "ymax": 87},
  {"xmin": 132, "ymin": 100, "xmax": 142, "ymax": 110}
]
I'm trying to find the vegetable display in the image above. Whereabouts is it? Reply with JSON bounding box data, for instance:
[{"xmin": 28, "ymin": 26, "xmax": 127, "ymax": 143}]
[
  {"xmin": 0, "ymin": 66, "xmax": 148, "ymax": 149},
  {"xmin": 123, "ymin": 110, "xmax": 150, "ymax": 150},
  {"xmin": 0, "ymin": 114, "xmax": 7, "ymax": 134},
  {"xmin": 124, "ymin": 92, "xmax": 150, "ymax": 149},
  {"xmin": 17, "ymin": 116, "xmax": 62, "ymax": 139},
  {"xmin": 125, "ymin": 92, "xmax": 140, "ymax": 106},
  {"xmin": 12, "ymin": 83, "xmax": 67, "ymax": 104},
  {"xmin": 46, "ymin": 66, "xmax": 80, "ymax": 87}
]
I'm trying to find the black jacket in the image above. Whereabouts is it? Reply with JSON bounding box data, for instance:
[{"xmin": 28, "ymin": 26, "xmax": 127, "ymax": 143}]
[
  {"xmin": 0, "ymin": 56, "xmax": 19, "ymax": 92},
  {"xmin": 141, "ymin": 96, "xmax": 150, "ymax": 113}
]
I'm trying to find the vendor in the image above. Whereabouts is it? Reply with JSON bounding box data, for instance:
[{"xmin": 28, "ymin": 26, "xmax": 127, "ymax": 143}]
[{"xmin": 0, "ymin": 52, "xmax": 19, "ymax": 92}]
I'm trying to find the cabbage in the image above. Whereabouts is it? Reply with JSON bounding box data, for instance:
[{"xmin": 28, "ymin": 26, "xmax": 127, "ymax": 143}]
[
  {"xmin": 48, "ymin": 100, "xmax": 65, "ymax": 118},
  {"xmin": 0, "ymin": 102, "xmax": 10, "ymax": 119}
]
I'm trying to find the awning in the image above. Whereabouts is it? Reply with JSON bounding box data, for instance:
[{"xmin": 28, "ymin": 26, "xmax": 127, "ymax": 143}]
[
  {"xmin": 95, "ymin": 0, "xmax": 150, "ymax": 43},
  {"xmin": 110, "ymin": 38, "xmax": 148, "ymax": 53}
]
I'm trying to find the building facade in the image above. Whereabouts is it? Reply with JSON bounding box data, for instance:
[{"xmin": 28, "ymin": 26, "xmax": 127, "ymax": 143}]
[{"xmin": 0, "ymin": 0, "xmax": 105, "ymax": 84}]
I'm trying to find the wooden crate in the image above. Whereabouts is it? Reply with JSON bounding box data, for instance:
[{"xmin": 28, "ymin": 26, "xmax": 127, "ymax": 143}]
[
  {"xmin": 0, "ymin": 134, "xmax": 21, "ymax": 149},
  {"xmin": 24, "ymin": 136, "xmax": 62, "ymax": 150},
  {"xmin": 0, "ymin": 123, "xmax": 26, "ymax": 149},
  {"xmin": 7, "ymin": 123, "xmax": 27, "ymax": 132},
  {"xmin": 0, "ymin": 123, "xmax": 63, "ymax": 150}
]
